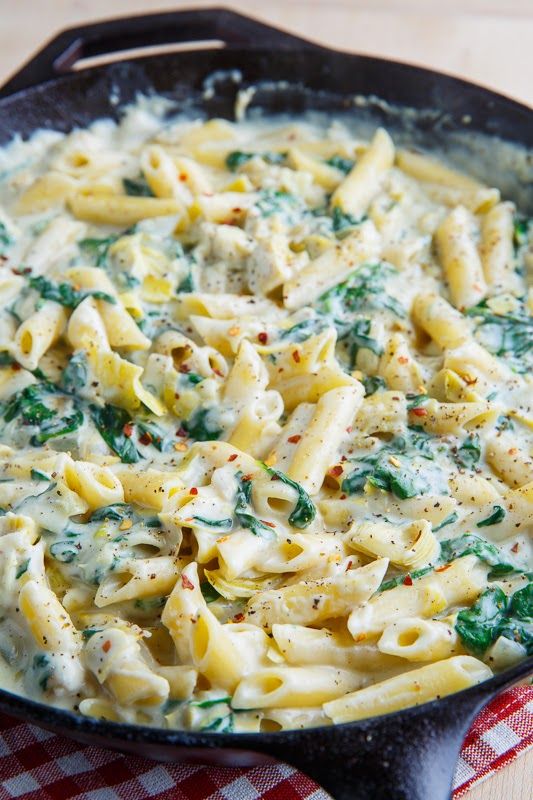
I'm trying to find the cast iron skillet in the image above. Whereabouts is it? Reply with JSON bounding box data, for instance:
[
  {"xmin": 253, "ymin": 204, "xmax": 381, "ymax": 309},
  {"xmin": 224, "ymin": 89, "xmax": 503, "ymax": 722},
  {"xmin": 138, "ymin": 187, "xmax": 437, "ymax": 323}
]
[{"xmin": 0, "ymin": 9, "xmax": 531, "ymax": 799}]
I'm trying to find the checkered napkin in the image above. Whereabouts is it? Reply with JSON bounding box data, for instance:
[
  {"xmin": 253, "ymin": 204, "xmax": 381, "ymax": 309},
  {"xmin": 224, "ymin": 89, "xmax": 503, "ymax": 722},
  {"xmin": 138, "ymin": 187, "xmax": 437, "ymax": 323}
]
[{"xmin": 0, "ymin": 686, "xmax": 531, "ymax": 800}]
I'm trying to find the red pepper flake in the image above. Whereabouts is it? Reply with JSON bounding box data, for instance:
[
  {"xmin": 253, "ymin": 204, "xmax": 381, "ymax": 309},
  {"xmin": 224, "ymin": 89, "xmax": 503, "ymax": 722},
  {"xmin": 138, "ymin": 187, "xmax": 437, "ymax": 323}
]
[
  {"xmin": 292, "ymin": 349, "xmax": 301, "ymax": 363},
  {"xmin": 287, "ymin": 434, "xmax": 301, "ymax": 444},
  {"xmin": 139, "ymin": 432, "xmax": 152, "ymax": 446},
  {"xmin": 435, "ymin": 564, "xmax": 452, "ymax": 573},
  {"xmin": 176, "ymin": 427, "xmax": 187, "ymax": 437},
  {"xmin": 242, "ymin": 474, "xmax": 253, "ymax": 482},
  {"xmin": 257, "ymin": 332, "xmax": 268, "ymax": 345},
  {"xmin": 123, "ymin": 422, "xmax": 134, "ymax": 437},
  {"xmin": 345, "ymin": 560, "xmax": 353, "ymax": 572},
  {"xmin": 189, "ymin": 487, "xmax": 198, "ymax": 496},
  {"xmin": 329, "ymin": 465, "xmax": 343, "ymax": 478},
  {"xmin": 398, "ymin": 356, "xmax": 409, "ymax": 364},
  {"xmin": 11, "ymin": 362, "xmax": 21, "ymax": 371},
  {"xmin": 213, "ymin": 368, "xmax": 223, "ymax": 377},
  {"xmin": 181, "ymin": 574, "xmax": 195, "ymax": 590},
  {"xmin": 233, "ymin": 612, "xmax": 245, "ymax": 623},
  {"xmin": 179, "ymin": 173, "xmax": 187, "ymax": 181},
  {"xmin": 403, "ymin": 575, "xmax": 413, "ymax": 586},
  {"xmin": 346, "ymin": 426, "xmax": 353, "ymax": 433},
  {"xmin": 412, "ymin": 407, "xmax": 428, "ymax": 417},
  {"xmin": 102, "ymin": 640, "xmax": 111, "ymax": 653},
  {"xmin": 511, "ymin": 542, "xmax": 520, "ymax": 553},
  {"xmin": 228, "ymin": 453, "xmax": 238, "ymax": 462},
  {"xmin": 232, "ymin": 207, "xmax": 242, "ymax": 213},
  {"xmin": 340, "ymin": 494, "xmax": 347, "ymax": 500},
  {"xmin": 178, "ymin": 363, "xmax": 190, "ymax": 373},
  {"xmin": 260, "ymin": 520, "xmax": 276, "ymax": 528}
]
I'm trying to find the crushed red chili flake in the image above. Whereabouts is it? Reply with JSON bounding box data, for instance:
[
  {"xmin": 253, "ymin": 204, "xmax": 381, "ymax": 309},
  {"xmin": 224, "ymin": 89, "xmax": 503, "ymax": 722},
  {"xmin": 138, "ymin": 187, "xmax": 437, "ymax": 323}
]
[
  {"xmin": 287, "ymin": 434, "xmax": 301, "ymax": 444},
  {"xmin": 123, "ymin": 422, "xmax": 134, "ymax": 437},
  {"xmin": 178, "ymin": 363, "xmax": 190, "ymax": 373},
  {"xmin": 232, "ymin": 207, "xmax": 242, "ymax": 213},
  {"xmin": 179, "ymin": 173, "xmax": 187, "ymax": 181},
  {"xmin": 260, "ymin": 520, "xmax": 276, "ymax": 528},
  {"xmin": 292, "ymin": 349, "xmax": 301, "ymax": 363},
  {"xmin": 346, "ymin": 426, "xmax": 353, "ymax": 433},
  {"xmin": 345, "ymin": 560, "xmax": 353, "ymax": 572},
  {"xmin": 329, "ymin": 465, "xmax": 343, "ymax": 478},
  {"xmin": 176, "ymin": 427, "xmax": 187, "ymax": 437},
  {"xmin": 257, "ymin": 332, "xmax": 268, "ymax": 345},
  {"xmin": 435, "ymin": 564, "xmax": 452, "ymax": 573},
  {"xmin": 511, "ymin": 542, "xmax": 520, "ymax": 553},
  {"xmin": 233, "ymin": 613, "xmax": 245, "ymax": 623},
  {"xmin": 189, "ymin": 487, "xmax": 198, "ymax": 495},
  {"xmin": 412, "ymin": 407, "xmax": 428, "ymax": 417},
  {"xmin": 138, "ymin": 432, "xmax": 152, "ymax": 446},
  {"xmin": 213, "ymin": 368, "xmax": 223, "ymax": 377},
  {"xmin": 228, "ymin": 453, "xmax": 238, "ymax": 462},
  {"xmin": 181, "ymin": 574, "xmax": 195, "ymax": 590},
  {"xmin": 11, "ymin": 362, "xmax": 21, "ymax": 371},
  {"xmin": 102, "ymin": 640, "xmax": 111, "ymax": 653},
  {"xmin": 398, "ymin": 356, "xmax": 409, "ymax": 364},
  {"xmin": 242, "ymin": 474, "xmax": 253, "ymax": 482},
  {"xmin": 340, "ymin": 494, "xmax": 347, "ymax": 500},
  {"xmin": 403, "ymin": 575, "xmax": 413, "ymax": 586}
]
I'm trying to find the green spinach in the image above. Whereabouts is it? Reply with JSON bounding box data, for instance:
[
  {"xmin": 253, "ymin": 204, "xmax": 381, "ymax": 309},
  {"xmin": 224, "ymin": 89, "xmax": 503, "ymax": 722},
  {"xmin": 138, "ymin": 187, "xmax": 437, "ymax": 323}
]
[
  {"xmin": 79, "ymin": 234, "xmax": 120, "ymax": 267},
  {"xmin": 29, "ymin": 275, "xmax": 116, "ymax": 309},
  {"xmin": 182, "ymin": 407, "xmax": 222, "ymax": 442},
  {"xmin": 325, "ymin": 155, "xmax": 354, "ymax": 174},
  {"xmin": 90, "ymin": 404, "xmax": 140, "ymax": 463},
  {"xmin": 454, "ymin": 434, "xmax": 481, "ymax": 469},
  {"xmin": 226, "ymin": 151, "xmax": 285, "ymax": 170},
  {"xmin": 439, "ymin": 534, "xmax": 517, "ymax": 577},
  {"xmin": 123, "ymin": 176, "xmax": 154, "ymax": 197},
  {"xmin": 264, "ymin": 465, "xmax": 316, "ymax": 528},
  {"xmin": 234, "ymin": 472, "xmax": 274, "ymax": 538},
  {"xmin": 477, "ymin": 505, "xmax": 506, "ymax": 528},
  {"xmin": 466, "ymin": 300, "xmax": 533, "ymax": 374}
]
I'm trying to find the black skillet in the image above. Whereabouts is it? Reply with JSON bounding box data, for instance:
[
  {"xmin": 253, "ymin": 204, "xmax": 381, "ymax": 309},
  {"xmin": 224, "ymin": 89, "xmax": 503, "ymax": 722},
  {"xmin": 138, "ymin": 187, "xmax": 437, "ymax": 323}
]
[{"xmin": 0, "ymin": 9, "xmax": 531, "ymax": 799}]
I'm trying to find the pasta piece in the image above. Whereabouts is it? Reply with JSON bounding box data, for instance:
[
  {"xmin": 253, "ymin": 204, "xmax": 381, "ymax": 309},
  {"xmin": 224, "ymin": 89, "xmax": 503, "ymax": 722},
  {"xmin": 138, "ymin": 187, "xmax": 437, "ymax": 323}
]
[
  {"xmin": 232, "ymin": 665, "xmax": 364, "ymax": 709},
  {"xmin": 66, "ymin": 267, "xmax": 150, "ymax": 350},
  {"xmin": 272, "ymin": 625, "xmax": 401, "ymax": 671},
  {"xmin": 84, "ymin": 627, "xmax": 169, "ymax": 707},
  {"xmin": 282, "ymin": 221, "xmax": 380, "ymax": 310},
  {"xmin": 347, "ymin": 555, "xmax": 487, "ymax": 640},
  {"xmin": 95, "ymin": 556, "xmax": 181, "ymax": 607},
  {"xmin": 68, "ymin": 190, "xmax": 186, "ymax": 226},
  {"xmin": 331, "ymin": 128, "xmax": 394, "ymax": 217},
  {"xmin": 11, "ymin": 301, "xmax": 67, "ymax": 371},
  {"xmin": 480, "ymin": 202, "xmax": 520, "ymax": 293},
  {"xmin": 378, "ymin": 618, "xmax": 464, "ymax": 662},
  {"xmin": 347, "ymin": 519, "xmax": 439, "ymax": 570},
  {"xmin": 286, "ymin": 384, "xmax": 364, "ymax": 494},
  {"xmin": 324, "ymin": 656, "xmax": 492, "ymax": 722},
  {"xmin": 19, "ymin": 579, "xmax": 85, "ymax": 693},
  {"xmin": 436, "ymin": 206, "xmax": 487, "ymax": 309},
  {"xmin": 412, "ymin": 293, "xmax": 471, "ymax": 349},
  {"xmin": 485, "ymin": 433, "xmax": 533, "ymax": 488},
  {"xmin": 162, "ymin": 563, "xmax": 243, "ymax": 691},
  {"xmin": 245, "ymin": 558, "xmax": 388, "ymax": 632}
]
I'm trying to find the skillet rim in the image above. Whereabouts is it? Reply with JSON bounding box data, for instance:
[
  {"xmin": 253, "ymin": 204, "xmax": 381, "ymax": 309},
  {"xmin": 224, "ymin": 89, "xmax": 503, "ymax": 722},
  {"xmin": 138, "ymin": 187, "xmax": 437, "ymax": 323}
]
[{"xmin": 0, "ymin": 34, "xmax": 531, "ymax": 744}]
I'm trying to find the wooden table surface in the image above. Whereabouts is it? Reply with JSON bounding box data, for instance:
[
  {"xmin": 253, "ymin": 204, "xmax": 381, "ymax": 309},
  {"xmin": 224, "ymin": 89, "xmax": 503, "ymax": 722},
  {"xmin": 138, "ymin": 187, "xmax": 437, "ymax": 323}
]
[{"xmin": 0, "ymin": 1, "xmax": 531, "ymax": 798}]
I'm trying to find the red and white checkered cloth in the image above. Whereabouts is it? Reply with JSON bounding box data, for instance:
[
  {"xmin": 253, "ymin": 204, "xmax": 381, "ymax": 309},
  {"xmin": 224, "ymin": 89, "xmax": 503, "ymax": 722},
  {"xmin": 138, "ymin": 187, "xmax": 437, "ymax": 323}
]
[{"xmin": 0, "ymin": 686, "xmax": 531, "ymax": 799}]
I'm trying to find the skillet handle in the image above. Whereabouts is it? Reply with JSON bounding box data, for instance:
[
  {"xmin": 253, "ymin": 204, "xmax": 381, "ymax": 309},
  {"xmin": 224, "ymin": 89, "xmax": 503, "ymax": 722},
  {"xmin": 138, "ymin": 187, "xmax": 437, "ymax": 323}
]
[
  {"xmin": 271, "ymin": 692, "xmax": 487, "ymax": 800},
  {"xmin": 0, "ymin": 7, "xmax": 314, "ymax": 98}
]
